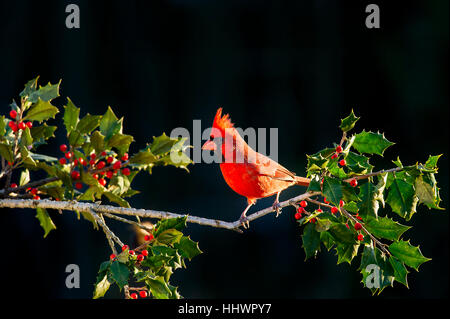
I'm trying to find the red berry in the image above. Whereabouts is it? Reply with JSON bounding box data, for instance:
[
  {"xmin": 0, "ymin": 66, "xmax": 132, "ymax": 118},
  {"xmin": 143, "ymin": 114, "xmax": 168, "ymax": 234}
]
[
  {"xmin": 141, "ymin": 250, "xmax": 148, "ymax": 257},
  {"xmin": 356, "ymin": 215, "xmax": 363, "ymax": 221},
  {"xmin": 110, "ymin": 254, "xmax": 116, "ymax": 260},
  {"xmin": 89, "ymin": 159, "xmax": 96, "ymax": 166},
  {"xmin": 339, "ymin": 159, "xmax": 346, "ymax": 166},
  {"xmin": 60, "ymin": 144, "xmax": 68, "ymax": 152},
  {"xmin": 331, "ymin": 207, "xmax": 339, "ymax": 214},
  {"xmin": 90, "ymin": 153, "xmax": 96, "ymax": 160},
  {"xmin": 354, "ymin": 222, "xmax": 362, "ymax": 231},
  {"xmin": 139, "ymin": 291, "xmax": 148, "ymax": 298},
  {"xmin": 71, "ymin": 171, "xmax": 80, "ymax": 180},
  {"xmin": 310, "ymin": 218, "xmax": 317, "ymax": 224},
  {"xmin": 73, "ymin": 159, "xmax": 78, "ymax": 166},
  {"xmin": 324, "ymin": 197, "xmax": 329, "ymax": 204},
  {"xmin": 30, "ymin": 188, "xmax": 38, "ymax": 195},
  {"xmin": 9, "ymin": 110, "xmax": 17, "ymax": 119},
  {"xmin": 59, "ymin": 158, "xmax": 67, "ymax": 165},
  {"xmin": 144, "ymin": 234, "xmax": 154, "ymax": 241},
  {"xmin": 100, "ymin": 151, "xmax": 107, "ymax": 157},
  {"xmin": 137, "ymin": 254, "xmax": 144, "ymax": 262},
  {"xmin": 294, "ymin": 212, "xmax": 302, "ymax": 220},
  {"xmin": 106, "ymin": 171, "xmax": 114, "ymax": 179},
  {"xmin": 99, "ymin": 178, "xmax": 107, "ymax": 186},
  {"xmin": 65, "ymin": 152, "xmax": 72, "ymax": 159},
  {"xmin": 331, "ymin": 153, "xmax": 338, "ymax": 159},
  {"xmin": 121, "ymin": 168, "xmax": 130, "ymax": 176},
  {"xmin": 350, "ymin": 179, "xmax": 358, "ymax": 187},
  {"xmin": 345, "ymin": 223, "xmax": 350, "ymax": 229},
  {"xmin": 75, "ymin": 182, "xmax": 83, "ymax": 190},
  {"xmin": 79, "ymin": 158, "xmax": 87, "ymax": 166},
  {"xmin": 122, "ymin": 245, "xmax": 129, "ymax": 251},
  {"xmin": 129, "ymin": 250, "xmax": 135, "ymax": 255},
  {"xmin": 316, "ymin": 208, "xmax": 323, "ymax": 213},
  {"xmin": 10, "ymin": 183, "xmax": 18, "ymax": 188},
  {"xmin": 18, "ymin": 122, "xmax": 26, "ymax": 130},
  {"xmin": 113, "ymin": 161, "xmax": 122, "ymax": 170},
  {"xmin": 130, "ymin": 293, "xmax": 138, "ymax": 299},
  {"xmin": 96, "ymin": 161, "xmax": 106, "ymax": 169},
  {"xmin": 107, "ymin": 156, "xmax": 114, "ymax": 164},
  {"xmin": 297, "ymin": 207, "xmax": 305, "ymax": 214},
  {"xmin": 92, "ymin": 173, "xmax": 99, "ymax": 180},
  {"xmin": 339, "ymin": 200, "xmax": 345, "ymax": 207},
  {"xmin": 8, "ymin": 161, "xmax": 14, "ymax": 166},
  {"xmin": 26, "ymin": 121, "xmax": 33, "ymax": 128},
  {"xmin": 300, "ymin": 200, "xmax": 307, "ymax": 208},
  {"xmin": 33, "ymin": 195, "xmax": 40, "ymax": 200},
  {"xmin": 357, "ymin": 234, "xmax": 364, "ymax": 241},
  {"xmin": 121, "ymin": 153, "xmax": 129, "ymax": 161},
  {"xmin": 9, "ymin": 122, "xmax": 18, "ymax": 132},
  {"xmin": 336, "ymin": 145, "xmax": 343, "ymax": 153}
]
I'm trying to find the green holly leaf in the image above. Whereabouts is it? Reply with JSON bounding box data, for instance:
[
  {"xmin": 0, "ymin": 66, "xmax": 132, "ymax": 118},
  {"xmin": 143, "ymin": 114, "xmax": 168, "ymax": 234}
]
[
  {"xmin": 302, "ymin": 223, "xmax": 321, "ymax": 260},
  {"xmin": 0, "ymin": 115, "xmax": 6, "ymax": 136},
  {"xmin": 107, "ymin": 133, "xmax": 134, "ymax": 155},
  {"xmin": 322, "ymin": 176, "xmax": 343, "ymax": 207},
  {"xmin": 364, "ymin": 217, "xmax": 410, "ymax": 241},
  {"xmin": 30, "ymin": 152, "xmax": 58, "ymax": 162},
  {"xmin": 93, "ymin": 274, "xmax": 111, "ymax": 299},
  {"xmin": 68, "ymin": 130, "xmax": 85, "ymax": 147},
  {"xmin": 424, "ymin": 154, "xmax": 442, "ymax": 169},
  {"xmin": 389, "ymin": 240, "xmax": 431, "ymax": 271},
  {"xmin": 359, "ymin": 244, "xmax": 394, "ymax": 294},
  {"xmin": 109, "ymin": 261, "xmax": 130, "ymax": 289},
  {"xmin": 35, "ymin": 207, "xmax": 56, "ymax": 238},
  {"xmin": 100, "ymin": 106, "xmax": 122, "ymax": 141},
  {"xmin": 23, "ymin": 98, "xmax": 59, "ymax": 123},
  {"xmin": 19, "ymin": 127, "xmax": 33, "ymax": 147},
  {"xmin": 20, "ymin": 76, "xmax": 39, "ymax": 100},
  {"xmin": 154, "ymin": 216, "xmax": 187, "ymax": 236},
  {"xmin": 145, "ymin": 275, "xmax": 172, "ymax": 299},
  {"xmin": 343, "ymin": 201, "xmax": 359, "ymax": 213},
  {"xmin": 357, "ymin": 182, "xmax": 379, "ymax": 219},
  {"xmin": 157, "ymin": 229, "xmax": 183, "ymax": 245},
  {"xmin": 90, "ymin": 131, "xmax": 106, "ymax": 153},
  {"xmin": 352, "ymin": 130, "xmax": 394, "ymax": 156},
  {"xmin": 0, "ymin": 143, "xmax": 14, "ymax": 163},
  {"xmin": 328, "ymin": 223, "xmax": 356, "ymax": 244},
  {"xmin": 315, "ymin": 218, "xmax": 333, "ymax": 232},
  {"xmin": 335, "ymin": 242, "xmax": 359, "ymax": 265},
  {"xmin": 414, "ymin": 173, "xmax": 443, "ymax": 210},
  {"xmin": 389, "ymin": 256, "xmax": 409, "ymax": 288},
  {"xmin": 27, "ymin": 80, "xmax": 61, "ymax": 103},
  {"xmin": 340, "ymin": 109, "xmax": 360, "ymax": 132},
  {"xmin": 30, "ymin": 124, "xmax": 57, "ymax": 141},
  {"xmin": 307, "ymin": 175, "xmax": 322, "ymax": 192},
  {"xmin": 386, "ymin": 178, "xmax": 418, "ymax": 220},
  {"xmin": 103, "ymin": 191, "xmax": 130, "ymax": 208},
  {"xmin": 150, "ymin": 133, "xmax": 179, "ymax": 156},
  {"xmin": 320, "ymin": 231, "xmax": 335, "ymax": 251},
  {"xmin": 19, "ymin": 169, "xmax": 30, "ymax": 186},
  {"xmin": 345, "ymin": 151, "xmax": 373, "ymax": 174},
  {"xmin": 174, "ymin": 236, "xmax": 202, "ymax": 260},
  {"xmin": 63, "ymin": 97, "xmax": 80, "ymax": 135},
  {"xmin": 76, "ymin": 114, "xmax": 101, "ymax": 134}
]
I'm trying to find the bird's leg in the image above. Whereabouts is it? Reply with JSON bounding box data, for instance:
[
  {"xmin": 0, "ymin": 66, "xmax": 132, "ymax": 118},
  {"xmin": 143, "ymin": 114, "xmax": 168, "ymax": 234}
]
[
  {"xmin": 239, "ymin": 201, "xmax": 255, "ymax": 229},
  {"xmin": 272, "ymin": 192, "xmax": 282, "ymax": 217}
]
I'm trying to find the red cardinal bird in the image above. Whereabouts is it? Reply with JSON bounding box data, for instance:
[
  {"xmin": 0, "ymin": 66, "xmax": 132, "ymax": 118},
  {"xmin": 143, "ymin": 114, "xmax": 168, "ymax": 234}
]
[{"xmin": 202, "ymin": 108, "xmax": 310, "ymax": 227}]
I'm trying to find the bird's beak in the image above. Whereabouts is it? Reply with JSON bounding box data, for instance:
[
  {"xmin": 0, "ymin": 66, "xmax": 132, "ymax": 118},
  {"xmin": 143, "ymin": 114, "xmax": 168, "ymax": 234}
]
[{"xmin": 202, "ymin": 140, "xmax": 217, "ymax": 151}]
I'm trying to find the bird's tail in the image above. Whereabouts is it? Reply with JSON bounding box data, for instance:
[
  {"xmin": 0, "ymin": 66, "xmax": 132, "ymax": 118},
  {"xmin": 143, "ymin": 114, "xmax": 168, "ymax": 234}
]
[{"xmin": 295, "ymin": 176, "xmax": 310, "ymax": 187}]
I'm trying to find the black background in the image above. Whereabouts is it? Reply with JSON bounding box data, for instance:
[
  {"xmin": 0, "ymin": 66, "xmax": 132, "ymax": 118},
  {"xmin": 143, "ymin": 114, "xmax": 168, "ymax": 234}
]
[{"xmin": 0, "ymin": 0, "xmax": 448, "ymax": 299}]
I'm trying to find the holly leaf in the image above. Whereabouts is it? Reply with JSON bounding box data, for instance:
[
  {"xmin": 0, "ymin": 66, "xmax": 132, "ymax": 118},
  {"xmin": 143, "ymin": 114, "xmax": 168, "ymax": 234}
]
[
  {"xmin": 389, "ymin": 240, "xmax": 431, "ymax": 271},
  {"xmin": 90, "ymin": 131, "xmax": 106, "ymax": 153},
  {"xmin": 335, "ymin": 242, "xmax": 359, "ymax": 265},
  {"xmin": 364, "ymin": 217, "xmax": 410, "ymax": 241},
  {"xmin": 174, "ymin": 236, "xmax": 202, "ymax": 260},
  {"xmin": 93, "ymin": 274, "xmax": 111, "ymax": 299},
  {"xmin": 307, "ymin": 174, "xmax": 322, "ymax": 192},
  {"xmin": 157, "ymin": 229, "xmax": 184, "ymax": 245},
  {"xmin": 154, "ymin": 216, "xmax": 187, "ymax": 236},
  {"xmin": 150, "ymin": 133, "xmax": 179, "ymax": 156},
  {"xmin": 35, "ymin": 207, "xmax": 56, "ymax": 238},
  {"xmin": 0, "ymin": 143, "xmax": 14, "ymax": 163},
  {"xmin": 27, "ymin": 80, "xmax": 61, "ymax": 103},
  {"xmin": 63, "ymin": 97, "xmax": 80, "ymax": 135},
  {"xmin": 23, "ymin": 98, "xmax": 59, "ymax": 122},
  {"xmin": 359, "ymin": 244, "xmax": 394, "ymax": 294},
  {"xmin": 414, "ymin": 173, "xmax": 443, "ymax": 210},
  {"xmin": 340, "ymin": 109, "xmax": 360, "ymax": 132},
  {"xmin": 109, "ymin": 261, "xmax": 130, "ymax": 290},
  {"xmin": 352, "ymin": 130, "xmax": 394, "ymax": 156},
  {"xmin": 100, "ymin": 106, "xmax": 122, "ymax": 141},
  {"xmin": 76, "ymin": 114, "xmax": 101, "ymax": 134},
  {"xmin": 107, "ymin": 133, "xmax": 134, "ymax": 155},
  {"xmin": 302, "ymin": 223, "xmax": 321, "ymax": 260},
  {"xmin": 322, "ymin": 176, "xmax": 343, "ymax": 207},
  {"xmin": 30, "ymin": 124, "xmax": 57, "ymax": 141},
  {"xmin": 386, "ymin": 178, "xmax": 418, "ymax": 220},
  {"xmin": 19, "ymin": 169, "xmax": 30, "ymax": 186},
  {"xmin": 357, "ymin": 182, "xmax": 379, "ymax": 219},
  {"xmin": 389, "ymin": 256, "xmax": 409, "ymax": 288},
  {"xmin": 145, "ymin": 275, "xmax": 172, "ymax": 299},
  {"xmin": 424, "ymin": 154, "xmax": 442, "ymax": 169}
]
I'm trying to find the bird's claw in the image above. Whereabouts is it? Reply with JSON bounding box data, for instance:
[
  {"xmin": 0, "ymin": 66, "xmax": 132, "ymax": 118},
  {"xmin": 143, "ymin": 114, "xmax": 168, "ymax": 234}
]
[
  {"xmin": 239, "ymin": 215, "xmax": 250, "ymax": 229},
  {"xmin": 273, "ymin": 201, "xmax": 282, "ymax": 217}
]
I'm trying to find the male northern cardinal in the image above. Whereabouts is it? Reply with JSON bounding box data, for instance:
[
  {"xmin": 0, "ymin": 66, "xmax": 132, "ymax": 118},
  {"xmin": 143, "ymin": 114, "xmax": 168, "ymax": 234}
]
[{"xmin": 202, "ymin": 108, "xmax": 310, "ymax": 227}]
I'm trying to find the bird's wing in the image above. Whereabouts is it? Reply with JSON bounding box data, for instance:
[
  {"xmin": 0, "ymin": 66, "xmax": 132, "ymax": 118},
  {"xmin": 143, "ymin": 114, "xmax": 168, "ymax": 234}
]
[{"xmin": 251, "ymin": 152, "xmax": 297, "ymax": 182}]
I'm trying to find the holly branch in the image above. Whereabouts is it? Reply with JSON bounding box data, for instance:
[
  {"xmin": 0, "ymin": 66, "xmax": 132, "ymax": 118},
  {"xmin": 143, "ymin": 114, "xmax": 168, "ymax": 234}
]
[{"xmin": 1, "ymin": 78, "xmax": 444, "ymax": 298}]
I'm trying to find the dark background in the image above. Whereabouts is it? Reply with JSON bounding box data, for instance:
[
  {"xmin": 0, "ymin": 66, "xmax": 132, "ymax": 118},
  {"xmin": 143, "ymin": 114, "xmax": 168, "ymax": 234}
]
[{"xmin": 0, "ymin": 0, "xmax": 448, "ymax": 299}]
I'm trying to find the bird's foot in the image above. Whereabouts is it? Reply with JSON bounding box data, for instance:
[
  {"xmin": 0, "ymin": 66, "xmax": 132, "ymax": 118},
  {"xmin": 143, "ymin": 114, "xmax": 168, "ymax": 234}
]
[
  {"xmin": 272, "ymin": 201, "xmax": 282, "ymax": 217},
  {"xmin": 239, "ymin": 214, "xmax": 250, "ymax": 229}
]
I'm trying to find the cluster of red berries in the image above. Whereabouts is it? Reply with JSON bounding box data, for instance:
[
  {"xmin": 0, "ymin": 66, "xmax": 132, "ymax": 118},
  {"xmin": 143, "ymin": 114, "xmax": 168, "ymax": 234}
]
[
  {"xmin": 330, "ymin": 145, "xmax": 346, "ymax": 167},
  {"xmin": 58, "ymin": 144, "xmax": 131, "ymax": 190},
  {"xmin": 130, "ymin": 290, "xmax": 149, "ymax": 299},
  {"xmin": 8, "ymin": 110, "xmax": 33, "ymax": 132}
]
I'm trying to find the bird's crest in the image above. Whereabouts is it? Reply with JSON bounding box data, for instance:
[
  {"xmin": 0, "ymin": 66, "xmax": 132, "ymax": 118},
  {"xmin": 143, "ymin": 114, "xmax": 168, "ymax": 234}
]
[{"xmin": 213, "ymin": 108, "xmax": 234, "ymax": 131}]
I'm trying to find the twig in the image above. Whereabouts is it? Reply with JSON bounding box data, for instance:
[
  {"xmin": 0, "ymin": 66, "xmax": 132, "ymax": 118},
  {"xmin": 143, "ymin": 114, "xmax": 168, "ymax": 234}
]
[
  {"xmin": 101, "ymin": 212, "xmax": 153, "ymax": 232},
  {"xmin": 89, "ymin": 209, "xmax": 124, "ymax": 250}
]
